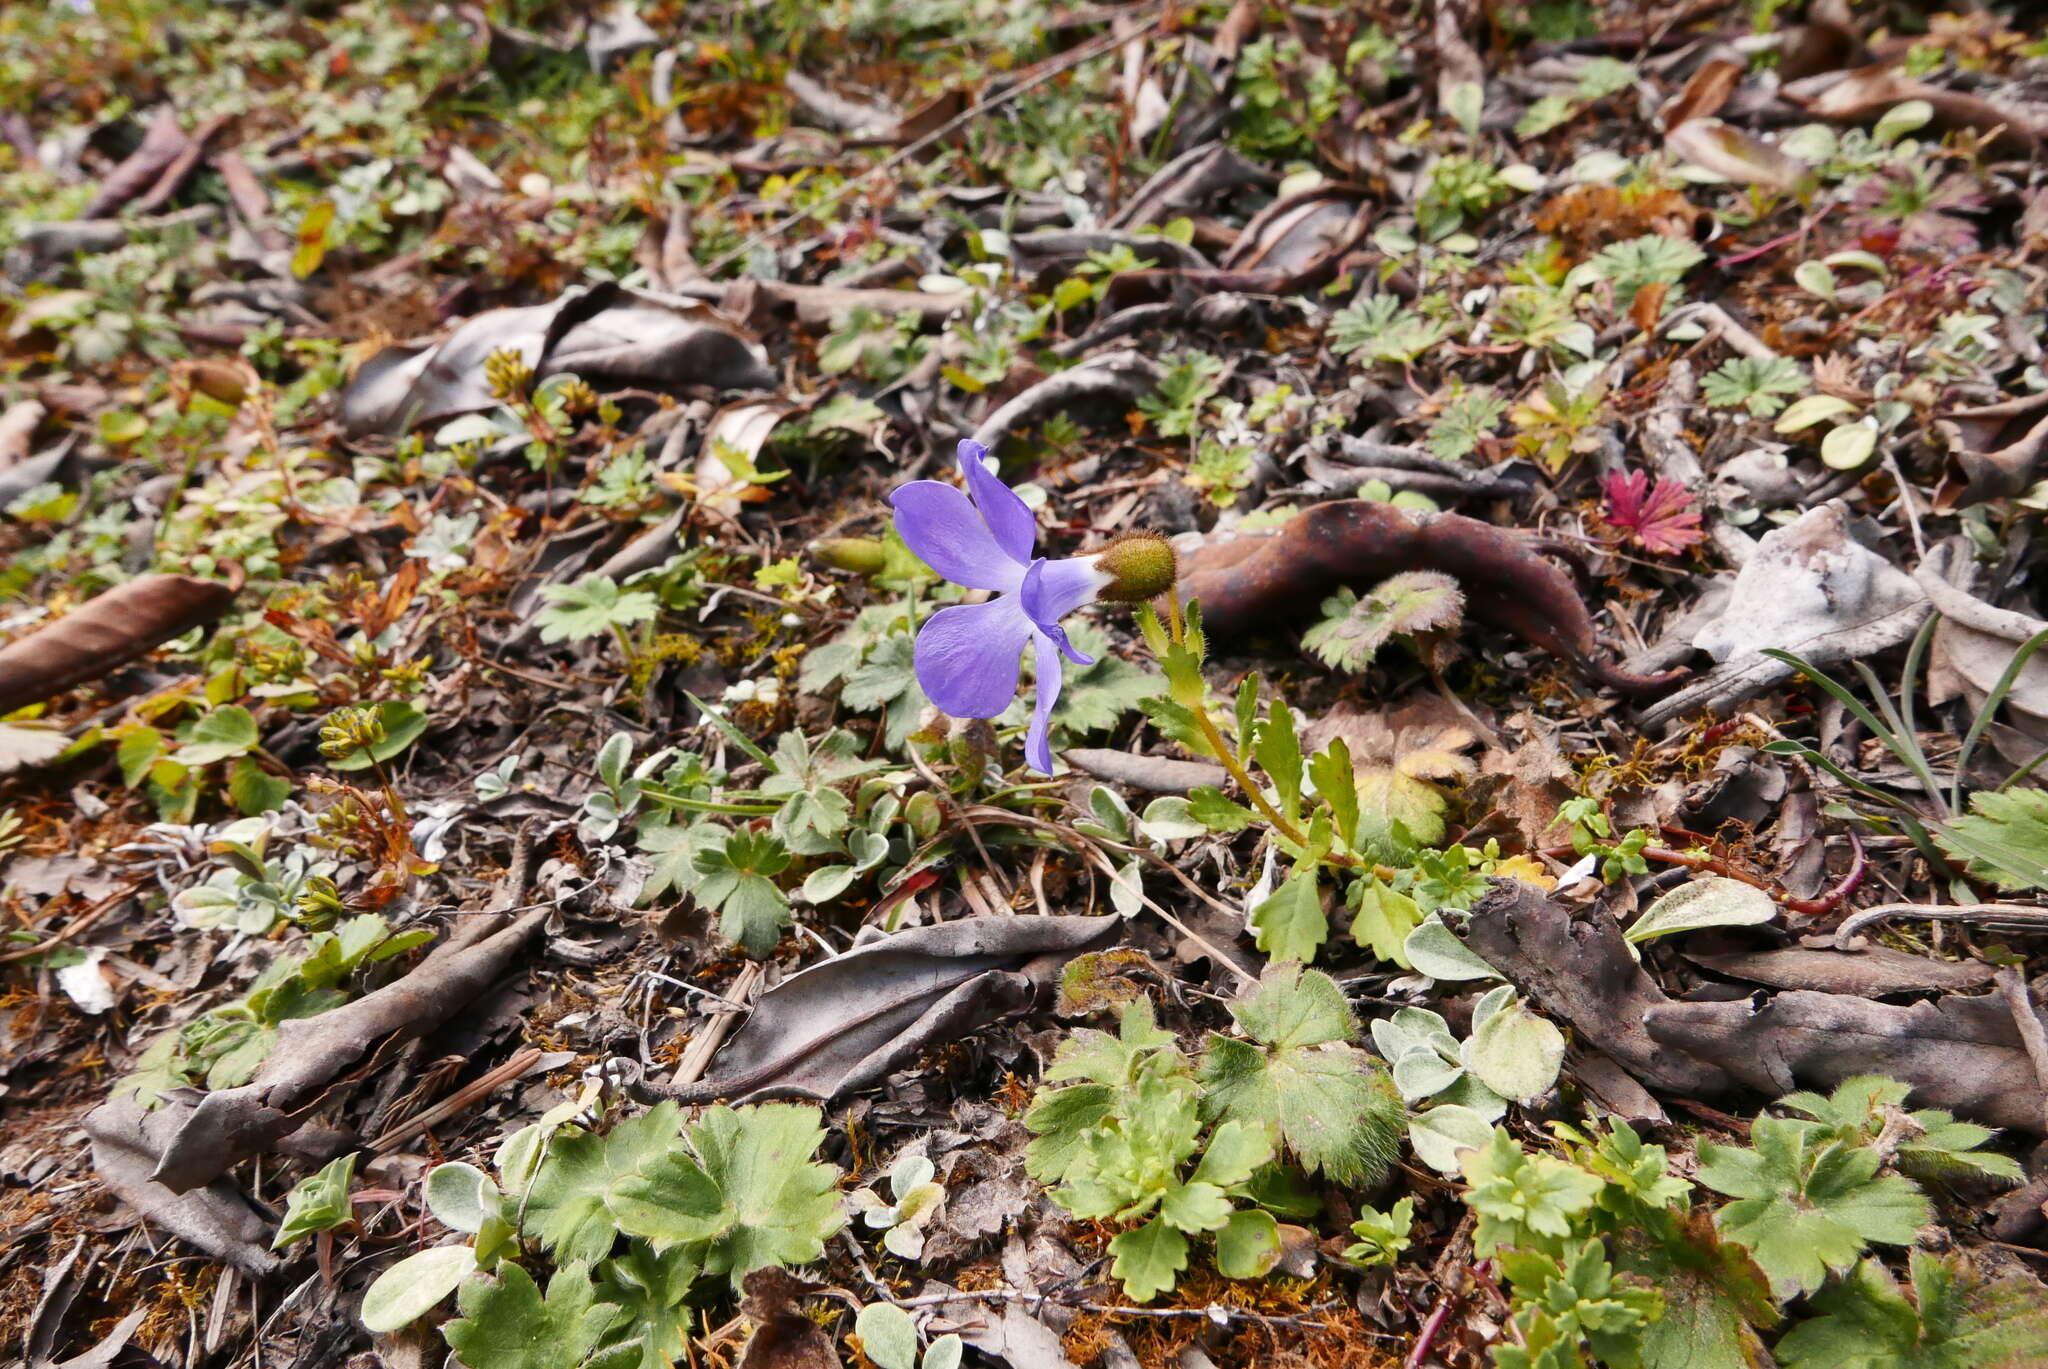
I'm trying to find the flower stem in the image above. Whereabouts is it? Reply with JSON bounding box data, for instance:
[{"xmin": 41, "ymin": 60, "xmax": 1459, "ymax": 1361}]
[
  {"xmin": 1166, "ymin": 594, "xmax": 1394, "ymax": 876},
  {"xmin": 1187, "ymin": 696, "xmax": 1306, "ymax": 843}
]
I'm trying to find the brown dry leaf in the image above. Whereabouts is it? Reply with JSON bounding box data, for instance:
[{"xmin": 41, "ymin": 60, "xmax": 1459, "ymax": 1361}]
[
  {"xmin": 1305, "ymin": 694, "xmax": 1480, "ymax": 784},
  {"xmin": 1811, "ymin": 352, "xmax": 1870, "ymax": 401},
  {"xmin": 1683, "ymin": 944, "xmax": 1996, "ymax": 995},
  {"xmin": 1918, "ymin": 545, "xmax": 2048, "ymax": 764},
  {"xmin": 1779, "ymin": 20, "xmax": 1865, "ymax": 82},
  {"xmin": 1640, "ymin": 502, "xmax": 1928, "ymax": 727},
  {"xmin": 139, "ymin": 908, "xmax": 547, "ymax": 1193},
  {"xmin": 1472, "ymin": 717, "xmax": 1578, "ymax": 849},
  {"xmin": 1933, "ymin": 390, "xmax": 2048, "ymax": 509},
  {"xmin": 0, "ymin": 398, "xmax": 44, "ymax": 468},
  {"xmin": 1658, "ymin": 59, "xmax": 1741, "ymax": 131},
  {"xmin": 1629, "ymin": 280, "xmax": 1668, "ymax": 333},
  {"xmin": 1468, "ymin": 880, "xmax": 2046, "ymax": 1132},
  {"xmin": 1794, "ymin": 63, "xmax": 2043, "ymax": 159},
  {"xmin": 1217, "ymin": 184, "xmax": 1371, "ymax": 277},
  {"xmin": 0, "ymin": 573, "xmax": 239, "ymax": 716},
  {"xmin": 339, "ymin": 281, "xmax": 774, "ymax": 436},
  {"xmin": 82, "ymin": 1095, "xmax": 284, "ymax": 1277},
  {"xmin": 735, "ymin": 1269, "xmax": 842, "ymax": 1369},
  {"xmin": 1663, "ymin": 120, "xmax": 1808, "ymax": 191},
  {"xmin": 892, "ymin": 86, "xmax": 972, "ymax": 147},
  {"xmin": 696, "ymin": 400, "xmax": 796, "ymax": 513},
  {"xmin": 1176, "ymin": 499, "xmax": 1685, "ymax": 696},
  {"xmin": 1062, "ymin": 747, "xmax": 1227, "ymax": 794},
  {"xmin": 968, "ymin": 352, "xmax": 1163, "ymax": 451},
  {"xmin": 78, "ymin": 107, "xmax": 189, "ymax": 219},
  {"xmin": 1463, "ymin": 878, "xmax": 1731, "ymax": 1097}
]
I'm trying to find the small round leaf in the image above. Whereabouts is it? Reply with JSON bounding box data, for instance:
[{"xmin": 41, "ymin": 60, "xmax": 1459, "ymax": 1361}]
[
  {"xmin": 1214, "ymin": 1208, "xmax": 1283, "ymax": 1279},
  {"xmin": 424, "ymin": 1162, "xmax": 498, "ymax": 1234},
  {"xmin": 924, "ymin": 1333, "xmax": 964, "ymax": 1369},
  {"xmin": 1409, "ymin": 1104, "xmax": 1495, "ymax": 1174},
  {"xmin": 1820, "ymin": 422, "xmax": 1878, "ymax": 470},
  {"xmin": 856, "ymin": 1302, "xmax": 918, "ymax": 1369},
  {"xmin": 1464, "ymin": 996, "xmax": 1566, "ymax": 1103}
]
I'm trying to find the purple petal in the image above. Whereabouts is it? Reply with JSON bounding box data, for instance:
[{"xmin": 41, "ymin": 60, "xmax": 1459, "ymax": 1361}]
[
  {"xmin": 1021, "ymin": 555, "xmax": 1107, "ymax": 623},
  {"xmin": 914, "ymin": 597, "xmax": 1035, "ymax": 718},
  {"xmin": 890, "ymin": 480, "xmax": 1027, "ymax": 592},
  {"xmin": 1025, "ymin": 632, "xmax": 1064, "ymax": 776},
  {"xmin": 1020, "ymin": 557, "xmax": 1099, "ymax": 666},
  {"xmin": 958, "ymin": 440, "xmax": 1038, "ymax": 566}
]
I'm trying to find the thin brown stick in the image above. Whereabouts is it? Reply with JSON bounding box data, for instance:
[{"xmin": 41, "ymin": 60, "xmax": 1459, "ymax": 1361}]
[
  {"xmin": 671, "ymin": 960, "xmax": 763, "ymax": 1088},
  {"xmin": 0, "ymin": 880, "xmax": 146, "ymax": 965},
  {"xmin": 890, "ymin": 1284, "xmax": 1365, "ymax": 1332},
  {"xmin": 1995, "ymin": 967, "xmax": 2048, "ymax": 1136},
  {"xmin": 1083, "ymin": 845, "xmax": 1259, "ymax": 988},
  {"xmin": 1832, "ymin": 901, "xmax": 2048, "ymax": 949},
  {"xmin": 367, "ymin": 1047, "xmax": 545, "ymax": 1154}
]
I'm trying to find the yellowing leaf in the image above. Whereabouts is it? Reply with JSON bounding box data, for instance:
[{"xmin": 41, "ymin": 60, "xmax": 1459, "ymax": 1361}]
[{"xmin": 292, "ymin": 200, "xmax": 336, "ymax": 280}]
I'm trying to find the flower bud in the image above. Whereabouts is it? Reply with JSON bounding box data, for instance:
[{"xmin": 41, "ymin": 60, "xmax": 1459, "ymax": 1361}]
[
  {"xmin": 1091, "ymin": 533, "xmax": 1178, "ymax": 604},
  {"xmin": 809, "ymin": 537, "xmax": 887, "ymax": 577}
]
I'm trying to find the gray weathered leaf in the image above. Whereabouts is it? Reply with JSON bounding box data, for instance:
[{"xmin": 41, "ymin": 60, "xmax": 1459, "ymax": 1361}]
[
  {"xmin": 1642, "ymin": 503, "xmax": 1927, "ymax": 726},
  {"xmin": 341, "ymin": 282, "xmax": 774, "ymax": 436},
  {"xmin": 657, "ymin": 916, "xmax": 1118, "ymax": 1104}
]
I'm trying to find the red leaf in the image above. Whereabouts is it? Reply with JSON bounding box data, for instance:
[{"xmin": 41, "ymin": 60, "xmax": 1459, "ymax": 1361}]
[{"xmin": 1601, "ymin": 469, "xmax": 1705, "ymax": 556}]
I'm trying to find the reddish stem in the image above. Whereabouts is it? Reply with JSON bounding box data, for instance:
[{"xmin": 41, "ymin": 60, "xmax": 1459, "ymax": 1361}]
[{"xmin": 1406, "ymin": 1284, "xmax": 1461, "ymax": 1369}]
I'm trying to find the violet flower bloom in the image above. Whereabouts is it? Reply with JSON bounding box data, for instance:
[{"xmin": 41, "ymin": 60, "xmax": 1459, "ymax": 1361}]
[{"xmin": 890, "ymin": 441, "xmax": 1109, "ymax": 775}]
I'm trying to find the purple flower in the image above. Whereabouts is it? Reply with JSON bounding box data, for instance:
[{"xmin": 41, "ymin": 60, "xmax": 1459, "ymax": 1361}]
[{"xmin": 890, "ymin": 441, "xmax": 1108, "ymax": 775}]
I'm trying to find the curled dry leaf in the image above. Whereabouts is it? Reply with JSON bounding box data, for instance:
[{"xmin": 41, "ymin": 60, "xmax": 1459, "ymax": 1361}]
[
  {"xmin": 0, "ymin": 398, "xmax": 44, "ymax": 468},
  {"xmin": 1658, "ymin": 59, "xmax": 1741, "ymax": 131},
  {"xmin": 0, "ymin": 573, "xmax": 239, "ymax": 716},
  {"xmin": 1791, "ymin": 63, "xmax": 2042, "ymax": 159},
  {"xmin": 785, "ymin": 69, "xmax": 898, "ymax": 138},
  {"xmin": 1645, "ymin": 990, "xmax": 2046, "ymax": 1134},
  {"xmin": 141, "ymin": 908, "xmax": 547, "ymax": 1193},
  {"xmin": 1062, "ymin": 747, "xmax": 1228, "ymax": 795},
  {"xmin": 1461, "ymin": 878, "xmax": 1731, "ymax": 1097},
  {"xmin": 1919, "ymin": 543, "xmax": 2048, "ymax": 763},
  {"xmin": 340, "ymin": 281, "xmax": 775, "ymax": 436},
  {"xmin": 83, "ymin": 1095, "xmax": 284, "ymax": 1277},
  {"xmin": 1467, "ymin": 879, "xmax": 2045, "ymax": 1132},
  {"xmin": 653, "ymin": 915, "xmax": 1118, "ymax": 1104},
  {"xmin": 1100, "ymin": 187, "xmax": 1372, "ymax": 312},
  {"xmin": 1106, "ymin": 140, "xmax": 1272, "ymax": 231},
  {"xmin": 77, "ymin": 107, "xmax": 189, "ymax": 220},
  {"xmin": 128, "ymin": 114, "xmax": 226, "ymax": 217},
  {"xmin": 1933, "ymin": 389, "xmax": 2048, "ymax": 510},
  {"xmin": 1218, "ymin": 184, "xmax": 1373, "ymax": 277},
  {"xmin": 1664, "ymin": 120, "xmax": 1809, "ymax": 192},
  {"xmin": 1683, "ymin": 944, "xmax": 1996, "ymax": 996},
  {"xmin": 1175, "ymin": 499, "xmax": 1685, "ymax": 696},
  {"xmin": 968, "ymin": 352, "xmax": 1164, "ymax": 452},
  {"xmin": 698, "ymin": 400, "xmax": 796, "ymax": 514},
  {"xmin": 1639, "ymin": 501, "xmax": 1927, "ymax": 726},
  {"xmin": 735, "ymin": 1268, "xmax": 843, "ymax": 1369}
]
